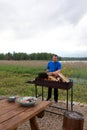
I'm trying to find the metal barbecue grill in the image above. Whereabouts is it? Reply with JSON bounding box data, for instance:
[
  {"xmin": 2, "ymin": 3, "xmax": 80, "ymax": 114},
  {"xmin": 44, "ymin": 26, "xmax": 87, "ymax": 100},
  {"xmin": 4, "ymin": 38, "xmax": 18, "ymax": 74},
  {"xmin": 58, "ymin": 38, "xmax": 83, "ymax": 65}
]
[{"xmin": 27, "ymin": 74, "xmax": 73, "ymax": 115}]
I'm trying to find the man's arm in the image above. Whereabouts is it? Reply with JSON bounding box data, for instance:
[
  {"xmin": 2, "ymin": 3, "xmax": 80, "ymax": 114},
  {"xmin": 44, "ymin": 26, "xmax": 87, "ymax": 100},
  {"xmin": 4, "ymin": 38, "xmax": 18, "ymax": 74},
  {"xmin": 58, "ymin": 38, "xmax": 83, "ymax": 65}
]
[
  {"xmin": 47, "ymin": 69, "xmax": 61, "ymax": 77},
  {"xmin": 52, "ymin": 69, "xmax": 61, "ymax": 75}
]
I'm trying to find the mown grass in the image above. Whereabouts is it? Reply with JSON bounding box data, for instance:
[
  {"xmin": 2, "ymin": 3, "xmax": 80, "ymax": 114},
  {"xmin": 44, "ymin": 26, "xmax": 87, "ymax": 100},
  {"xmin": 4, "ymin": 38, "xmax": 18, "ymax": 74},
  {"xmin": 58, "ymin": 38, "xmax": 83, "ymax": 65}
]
[{"xmin": 0, "ymin": 60, "xmax": 87, "ymax": 103}]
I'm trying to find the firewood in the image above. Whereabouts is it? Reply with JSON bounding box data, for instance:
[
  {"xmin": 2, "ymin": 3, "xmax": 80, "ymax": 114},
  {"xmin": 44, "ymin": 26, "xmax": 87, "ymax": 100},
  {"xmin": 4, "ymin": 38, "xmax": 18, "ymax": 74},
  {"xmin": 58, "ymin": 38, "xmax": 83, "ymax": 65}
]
[
  {"xmin": 58, "ymin": 73, "xmax": 69, "ymax": 83},
  {"xmin": 48, "ymin": 76, "xmax": 58, "ymax": 81}
]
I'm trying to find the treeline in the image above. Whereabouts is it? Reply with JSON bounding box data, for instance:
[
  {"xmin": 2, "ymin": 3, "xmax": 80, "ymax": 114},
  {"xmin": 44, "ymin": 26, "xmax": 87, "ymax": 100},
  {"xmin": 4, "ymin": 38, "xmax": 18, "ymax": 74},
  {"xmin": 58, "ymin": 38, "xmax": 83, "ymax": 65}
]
[
  {"xmin": 0, "ymin": 52, "xmax": 87, "ymax": 61},
  {"xmin": 61, "ymin": 57, "xmax": 87, "ymax": 61},
  {"xmin": 0, "ymin": 52, "xmax": 61, "ymax": 60}
]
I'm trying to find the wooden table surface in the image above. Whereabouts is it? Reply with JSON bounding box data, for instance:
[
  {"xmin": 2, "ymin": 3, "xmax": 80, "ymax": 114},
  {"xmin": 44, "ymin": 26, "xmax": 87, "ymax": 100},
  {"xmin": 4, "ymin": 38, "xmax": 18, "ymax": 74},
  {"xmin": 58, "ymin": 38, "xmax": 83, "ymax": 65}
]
[{"xmin": 0, "ymin": 99, "xmax": 51, "ymax": 130}]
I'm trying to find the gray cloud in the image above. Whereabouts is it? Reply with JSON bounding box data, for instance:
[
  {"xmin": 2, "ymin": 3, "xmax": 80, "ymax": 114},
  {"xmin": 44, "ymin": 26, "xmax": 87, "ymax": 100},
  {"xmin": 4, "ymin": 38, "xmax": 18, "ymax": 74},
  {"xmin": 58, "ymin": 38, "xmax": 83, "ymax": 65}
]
[
  {"xmin": 58, "ymin": 0, "xmax": 87, "ymax": 24},
  {"xmin": 0, "ymin": 0, "xmax": 87, "ymax": 39},
  {"xmin": 69, "ymin": 50, "xmax": 87, "ymax": 57},
  {"xmin": 0, "ymin": 0, "xmax": 87, "ymax": 56}
]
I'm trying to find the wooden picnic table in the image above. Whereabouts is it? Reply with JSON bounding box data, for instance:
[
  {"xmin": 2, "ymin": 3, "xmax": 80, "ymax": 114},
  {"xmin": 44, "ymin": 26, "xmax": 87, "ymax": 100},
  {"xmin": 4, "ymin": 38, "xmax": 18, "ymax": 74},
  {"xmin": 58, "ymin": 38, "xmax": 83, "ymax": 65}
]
[{"xmin": 0, "ymin": 99, "xmax": 51, "ymax": 130}]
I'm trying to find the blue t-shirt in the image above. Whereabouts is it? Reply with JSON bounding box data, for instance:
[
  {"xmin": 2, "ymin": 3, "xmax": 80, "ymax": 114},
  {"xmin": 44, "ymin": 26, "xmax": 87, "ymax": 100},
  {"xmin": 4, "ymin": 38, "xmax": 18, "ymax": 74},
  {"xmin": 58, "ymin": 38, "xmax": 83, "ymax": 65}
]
[{"xmin": 46, "ymin": 61, "xmax": 62, "ymax": 72}]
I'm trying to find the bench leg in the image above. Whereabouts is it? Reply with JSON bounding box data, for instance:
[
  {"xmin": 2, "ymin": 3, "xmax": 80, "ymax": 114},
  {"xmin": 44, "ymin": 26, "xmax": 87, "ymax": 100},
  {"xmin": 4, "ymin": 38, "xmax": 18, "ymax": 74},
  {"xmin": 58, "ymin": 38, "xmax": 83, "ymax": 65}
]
[{"xmin": 30, "ymin": 116, "xmax": 40, "ymax": 130}]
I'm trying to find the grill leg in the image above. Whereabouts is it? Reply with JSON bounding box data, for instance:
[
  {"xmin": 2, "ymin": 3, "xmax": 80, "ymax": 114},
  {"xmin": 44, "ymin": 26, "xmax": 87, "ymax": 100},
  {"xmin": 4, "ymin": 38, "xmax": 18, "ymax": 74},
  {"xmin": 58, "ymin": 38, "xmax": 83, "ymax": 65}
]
[
  {"xmin": 71, "ymin": 86, "xmax": 73, "ymax": 111},
  {"xmin": 66, "ymin": 90, "xmax": 68, "ymax": 110},
  {"xmin": 42, "ymin": 86, "xmax": 44, "ymax": 101},
  {"xmin": 35, "ymin": 85, "xmax": 37, "ymax": 98}
]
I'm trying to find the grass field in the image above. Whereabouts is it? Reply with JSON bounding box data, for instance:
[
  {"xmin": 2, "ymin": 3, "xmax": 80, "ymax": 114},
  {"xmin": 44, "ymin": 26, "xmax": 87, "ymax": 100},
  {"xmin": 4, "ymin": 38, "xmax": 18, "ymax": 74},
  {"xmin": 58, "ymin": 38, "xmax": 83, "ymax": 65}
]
[{"xmin": 0, "ymin": 60, "xmax": 87, "ymax": 103}]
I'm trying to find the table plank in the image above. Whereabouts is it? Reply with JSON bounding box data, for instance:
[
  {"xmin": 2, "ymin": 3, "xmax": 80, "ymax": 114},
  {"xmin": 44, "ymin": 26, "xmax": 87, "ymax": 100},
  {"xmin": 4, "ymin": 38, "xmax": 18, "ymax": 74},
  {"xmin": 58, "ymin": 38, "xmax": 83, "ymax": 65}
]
[
  {"xmin": 0, "ymin": 100, "xmax": 20, "ymax": 115},
  {"xmin": 0, "ymin": 124, "xmax": 6, "ymax": 130},
  {"xmin": 0, "ymin": 106, "xmax": 28, "ymax": 123}
]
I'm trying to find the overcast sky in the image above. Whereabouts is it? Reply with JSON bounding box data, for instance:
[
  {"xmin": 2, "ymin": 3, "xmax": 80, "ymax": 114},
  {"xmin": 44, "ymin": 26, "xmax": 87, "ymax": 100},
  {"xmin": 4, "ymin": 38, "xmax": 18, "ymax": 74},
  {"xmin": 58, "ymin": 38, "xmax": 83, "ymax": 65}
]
[{"xmin": 0, "ymin": 0, "xmax": 87, "ymax": 57}]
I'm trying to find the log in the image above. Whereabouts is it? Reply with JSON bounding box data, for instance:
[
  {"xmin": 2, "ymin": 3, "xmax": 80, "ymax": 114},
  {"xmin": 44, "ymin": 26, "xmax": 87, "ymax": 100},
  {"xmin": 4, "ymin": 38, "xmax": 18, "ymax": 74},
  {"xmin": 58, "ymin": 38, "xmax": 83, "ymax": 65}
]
[
  {"xmin": 58, "ymin": 73, "xmax": 69, "ymax": 83},
  {"xmin": 48, "ymin": 76, "xmax": 58, "ymax": 81},
  {"xmin": 63, "ymin": 111, "xmax": 84, "ymax": 130}
]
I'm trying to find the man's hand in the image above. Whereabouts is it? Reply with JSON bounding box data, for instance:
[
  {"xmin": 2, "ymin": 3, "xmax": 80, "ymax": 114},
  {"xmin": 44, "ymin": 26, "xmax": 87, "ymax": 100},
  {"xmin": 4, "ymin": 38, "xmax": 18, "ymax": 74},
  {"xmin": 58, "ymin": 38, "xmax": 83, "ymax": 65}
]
[{"xmin": 47, "ymin": 72, "xmax": 53, "ymax": 76}]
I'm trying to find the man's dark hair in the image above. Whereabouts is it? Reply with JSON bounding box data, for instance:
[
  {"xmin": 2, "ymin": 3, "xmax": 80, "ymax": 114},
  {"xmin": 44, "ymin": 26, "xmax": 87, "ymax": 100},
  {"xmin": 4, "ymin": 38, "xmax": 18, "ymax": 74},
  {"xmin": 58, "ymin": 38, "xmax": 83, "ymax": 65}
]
[{"xmin": 53, "ymin": 54, "xmax": 58, "ymax": 58}]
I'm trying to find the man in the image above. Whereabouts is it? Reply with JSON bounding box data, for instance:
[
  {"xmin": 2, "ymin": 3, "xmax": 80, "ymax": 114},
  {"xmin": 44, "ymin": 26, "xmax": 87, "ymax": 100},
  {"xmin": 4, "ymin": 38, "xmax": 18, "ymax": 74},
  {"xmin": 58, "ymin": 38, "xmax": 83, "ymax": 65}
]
[{"xmin": 46, "ymin": 55, "xmax": 62, "ymax": 102}]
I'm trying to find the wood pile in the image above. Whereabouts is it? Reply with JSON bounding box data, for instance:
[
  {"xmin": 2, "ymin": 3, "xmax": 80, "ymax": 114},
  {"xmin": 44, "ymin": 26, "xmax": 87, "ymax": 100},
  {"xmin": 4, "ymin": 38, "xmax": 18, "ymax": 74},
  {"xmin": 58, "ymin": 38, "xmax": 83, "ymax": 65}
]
[{"xmin": 48, "ymin": 73, "xmax": 69, "ymax": 83}]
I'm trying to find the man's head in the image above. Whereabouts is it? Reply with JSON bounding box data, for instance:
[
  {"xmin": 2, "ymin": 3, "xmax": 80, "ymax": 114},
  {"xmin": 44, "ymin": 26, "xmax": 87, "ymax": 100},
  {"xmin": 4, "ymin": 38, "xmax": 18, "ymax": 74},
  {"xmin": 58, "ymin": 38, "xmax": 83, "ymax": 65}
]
[{"xmin": 52, "ymin": 55, "xmax": 58, "ymax": 62}]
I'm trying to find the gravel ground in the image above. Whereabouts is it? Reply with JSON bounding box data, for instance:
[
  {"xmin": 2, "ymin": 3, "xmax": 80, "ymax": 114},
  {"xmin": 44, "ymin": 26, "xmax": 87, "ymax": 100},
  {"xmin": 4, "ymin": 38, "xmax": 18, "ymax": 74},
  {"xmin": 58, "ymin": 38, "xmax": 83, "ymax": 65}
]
[{"xmin": 17, "ymin": 100, "xmax": 87, "ymax": 130}]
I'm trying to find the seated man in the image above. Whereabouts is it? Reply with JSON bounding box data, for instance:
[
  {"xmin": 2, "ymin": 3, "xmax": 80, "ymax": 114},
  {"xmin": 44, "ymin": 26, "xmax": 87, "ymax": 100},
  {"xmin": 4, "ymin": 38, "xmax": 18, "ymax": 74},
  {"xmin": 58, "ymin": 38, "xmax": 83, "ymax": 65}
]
[{"xmin": 46, "ymin": 55, "xmax": 62, "ymax": 102}]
